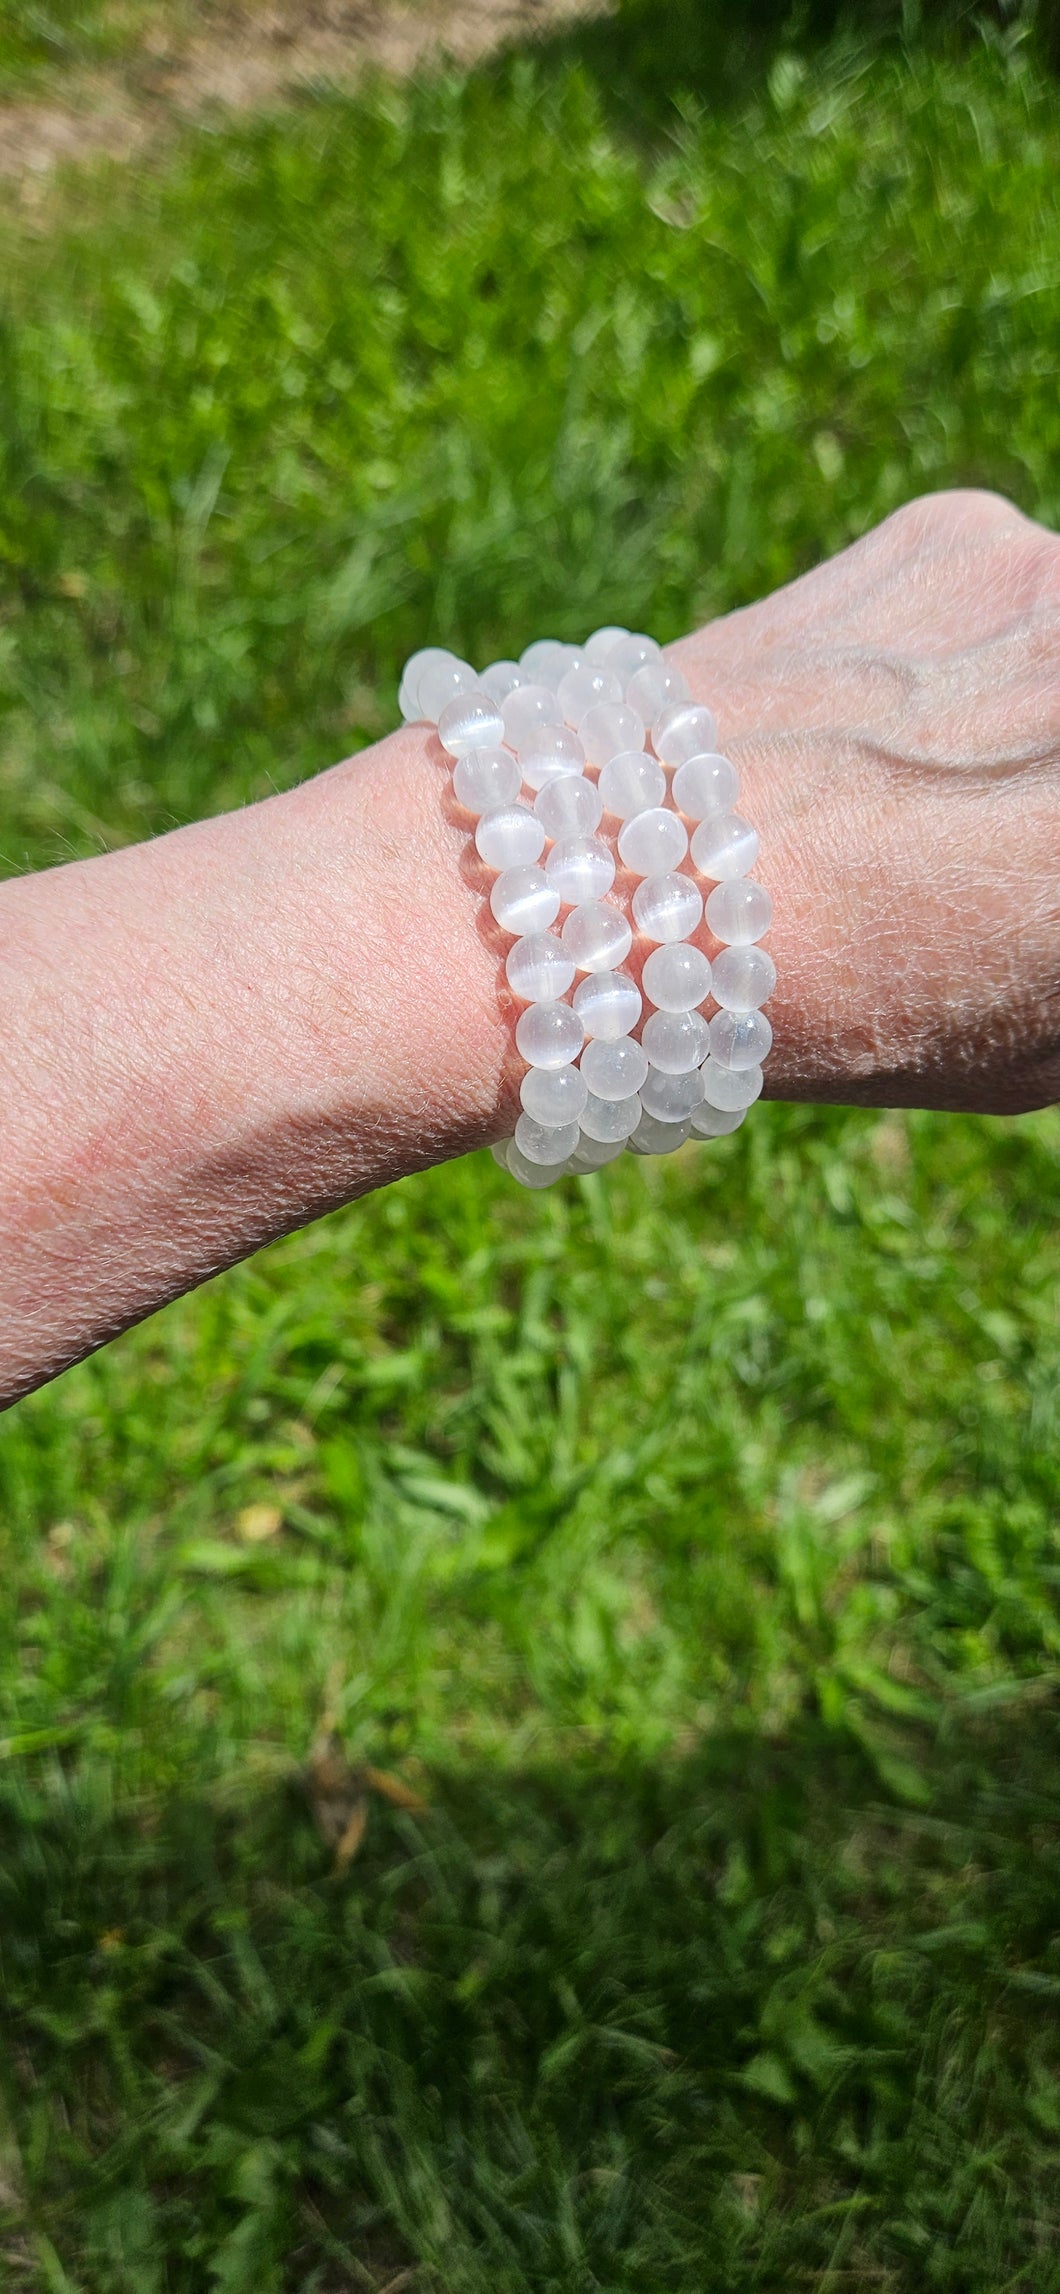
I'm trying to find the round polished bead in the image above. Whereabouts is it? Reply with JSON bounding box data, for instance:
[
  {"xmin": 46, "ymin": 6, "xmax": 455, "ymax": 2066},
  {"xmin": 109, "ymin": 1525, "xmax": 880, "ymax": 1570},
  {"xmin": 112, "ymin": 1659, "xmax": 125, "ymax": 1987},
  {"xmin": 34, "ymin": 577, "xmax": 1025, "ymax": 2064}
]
[
  {"xmin": 438, "ymin": 688, "xmax": 505, "ymax": 756},
  {"xmin": 652, "ymin": 701, "xmax": 719, "ymax": 766},
  {"xmin": 690, "ymin": 1102, "xmax": 747, "ymax": 1138},
  {"xmin": 476, "ymin": 805, "xmax": 545, "ymax": 870},
  {"xmin": 521, "ymin": 1062, "xmax": 588, "ymax": 1124},
  {"xmin": 642, "ymin": 1009, "xmax": 709, "ymax": 1074},
  {"xmin": 631, "ymin": 872, "xmax": 703, "ymax": 944},
  {"xmin": 490, "ymin": 865, "xmax": 560, "ymax": 936},
  {"xmin": 705, "ymin": 880, "xmax": 773, "ymax": 946},
  {"xmin": 584, "ymin": 624, "xmax": 630, "ymax": 663},
  {"xmin": 710, "ymin": 944, "xmax": 777, "ymax": 1011},
  {"xmin": 506, "ymin": 1139, "xmax": 563, "ymax": 1189},
  {"xmin": 690, "ymin": 811, "xmax": 760, "ymax": 881},
  {"xmin": 707, "ymin": 1008, "xmax": 774, "ymax": 1069},
  {"xmin": 558, "ymin": 661, "xmax": 623, "ymax": 728},
  {"xmin": 502, "ymin": 682, "xmax": 563, "ymax": 750},
  {"xmin": 514, "ymin": 1111, "xmax": 581, "ymax": 1166},
  {"xmin": 639, "ymin": 1065, "xmax": 703, "ymax": 1122},
  {"xmin": 505, "ymin": 931, "xmax": 575, "ymax": 1003},
  {"xmin": 580, "ymin": 1090, "xmax": 642, "ymax": 1143},
  {"xmin": 626, "ymin": 660, "xmax": 690, "ymax": 721},
  {"xmin": 629, "ymin": 1110, "xmax": 693, "ymax": 1155},
  {"xmin": 580, "ymin": 1034, "xmax": 649, "ymax": 1101},
  {"xmin": 578, "ymin": 701, "xmax": 645, "ymax": 768},
  {"xmin": 671, "ymin": 753, "xmax": 740, "ymax": 820},
  {"xmin": 568, "ymin": 1134, "xmax": 626, "ymax": 1171},
  {"xmin": 608, "ymin": 632, "xmax": 662, "ymax": 688},
  {"xmin": 572, "ymin": 969, "xmax": 642, "ymax": 1040},
  {"xmin": 520, "ymin": 638, "xmax": 582, "ymax": 691},
  {"xmin": 490, "ymin": 1139, "xmax": 511, "ymax": 1168},
  {"xmin": 480, "ymin": 659, "xmax": 528, "ymax": 704},
  {"xmin": 561, "ymin": 900, "xmax": 633, "ymax": 972},
  {"xmin": 699, "ymin": 1059, "xmax": 764, "ymax": 1110},
  {"xmin": 617, "ymin": 807, "xmax": 689, "ymax": 876},
  {"xmin": 417, "ymin": 654, "xmax": 477, "ymax": 724},
  {"xmin": 518, "ymin": 723, "xmax": 586, "ymax": 791},
  {"xmin": 399, "ymin": 646, "xmax": 453, "ymax": 721},
  {"xmin": 515, "ymin": 1000, "xmax": 585, "ymax": 1069},
  {"xmin": 640, "ymin": 942, "xmax": 712, "ymax": 1012},
  {"xmin": 453, "ymin": 746, "xmax": 522, "ymax": 815},
  {"xmin": 534, "ymin": 773, "xmax": 602, "ymax": 838},
  {"xmin": 598, "ymin": 749, "xmax": 666, "ymax": 821},
  {"xmin": 546, "ymin": 835, "xmax": 615, "ymax": 906}
]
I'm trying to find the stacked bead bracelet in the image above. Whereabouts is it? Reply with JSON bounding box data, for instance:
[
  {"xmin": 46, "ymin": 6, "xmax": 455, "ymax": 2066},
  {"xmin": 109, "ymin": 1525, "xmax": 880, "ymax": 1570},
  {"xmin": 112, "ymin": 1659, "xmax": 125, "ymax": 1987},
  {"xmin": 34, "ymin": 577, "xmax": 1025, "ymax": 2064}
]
[{"xmin": 398, "ymin": 630, "xmax": 776, "ymax": 1189}]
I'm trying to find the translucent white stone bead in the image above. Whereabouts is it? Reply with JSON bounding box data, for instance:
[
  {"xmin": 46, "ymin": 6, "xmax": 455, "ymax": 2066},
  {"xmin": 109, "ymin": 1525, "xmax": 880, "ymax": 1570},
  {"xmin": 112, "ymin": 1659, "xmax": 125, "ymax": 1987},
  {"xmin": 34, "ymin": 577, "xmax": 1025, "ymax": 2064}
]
[
  {"xmin": 502, "ymin": 682, "xmax": 563, "ymax": 750},
  {"xmin": 545, "ymin": 835, "xmax": 615, "ymax": 906},
  {"xmin": 452, "ymin": 746, "xmax": 522, "ymax": 815},
  {"xmin": 416, "ymin": 654, "xmax": 477, "ymax": 724},
  {"xmin": 707, "ymin": 1008, "xmax": 774, "ymax": 1069},
  {"xmin": 690, "ymin": 811, "xmax": 760, "ymax": 881},
  {"xmin": 631, "ymin": 872, "xmax": 703, "ymax": 943},
  {"xmin": 597, "ymin": 749, "xmax": 666, "ymax": 821},
  {"xmin": 534, "ymin": 774, "xmax": 602, "ymax": 838},
  {"xmin": 639, "ymin": 1065, "xmax": 703, "ymax": 1122},
  {"xmin": 704, "ymin": 880, "xmax": 773, "ymax": 946},
  {"xmin": 475, "ymin": 804, "xmax": 545, "ymax": 870},
  {"xmin": 617, "ymin": 807, "xmax": 689, "ymax": 877},
  {"xmin": 629, "ymin": 1111, "xmax": 693, "ymax": 1155},
  {"xmin": 490, "ymin": 865, "xmax": 560, "ymax": 936},
  {"xmin": 505, "ymin": 931, "xmax": 575, "ymax": 1003},
  {"xmin": 578, "ymin": 701, "xmax": 645, "ymax": 767},
  {"xmin": 607, "ymin": 633, "xmax": 662, "ymax": 687},
  {"xmin": 625, "ymin": 660, "xmax": 690, "ymax": 721},
  {"xmin": 518, "ymin": 723, "xmax": 586, "ymax": 791},
  {"xmin": 520, "ymin": 1062, "xmax": 588, "ymax": 1124},
  {"xmin": 690, "ymin": 1102, "xmax": 747, "ymax": 1137},
  {"xmin": 652, "ymin": 701, "xmax": 718, "ymax": 766},
  {"xmin": 580, "ymin": 1034, "xmax": 649, "ymax": 1101},
  {"xmin": 489, "ymin": 1138, "xmax": 512, "ymax": 1167},
  {"xmin": 584, "ymin": 625, "xmax": 630, "ymax": 663},
  {"xmin": 671, "ymin": 753, "xmax": 740, "ymax": 820},
  {"xmin": 515, "ymin": 1000, "xmax": 585, "ymax": 1069},
  {"xmin": 640, "ymin": 942, "xmax": 712, "ymax": 1012},
  {"xmin": 568, "ymin": 1134, "xmax": 626, "ymax": 1171},
  {"xmin": 437, "ymin": 688, "xmax": 506, "ymax": 757},
  {"xmin": 642, "ymin": 1009, "xmax": 709, "ymax": 1074},
  {"xmin": 561, "ymin": 901, "xmax": 633, "ymax": 972},
  {"xmin": 399, "ymin": 647, "xmax": 453, "ymax": 721},
  {"xmin": 580, "ymin": 1091, "xmax": 642, "ymax": 1143},
  {"xmin": 519, "ymin": 638, "xmax": 582, "ymax": 691},
  {"xmin": 699, "ymin": 1058, "xmax": 764, "ymax": 1111},
  {"xmin": 710, "ymin": 944, "xmax": 777, "ymax": 1011},
  {"xmin": 514, "ymin": 1112, "xmax": 581, "ymax": 1166},
  {"xmin": 480, "ymin": 659, "xmax": 528, "ymax": 704},
  {"xmin": 572, "ymin": 969, "xmax": 642, "ymax": 1040},
  {"xmin": 558, "ymin": 661, "xmax": 623, "ymax": 728},
  {"xmin": 506, "ymin": 1140, "xmax": 563, "ymax": 1189}
]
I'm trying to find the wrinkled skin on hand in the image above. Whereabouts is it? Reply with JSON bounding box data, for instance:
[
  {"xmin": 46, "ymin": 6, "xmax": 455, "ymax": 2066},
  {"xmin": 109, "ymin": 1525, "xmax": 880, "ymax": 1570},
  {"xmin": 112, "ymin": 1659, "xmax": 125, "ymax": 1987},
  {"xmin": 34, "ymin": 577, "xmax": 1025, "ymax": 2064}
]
[{"xmin": 673, "ymin": 490, "xmax": 1060, "ymax": 1113}]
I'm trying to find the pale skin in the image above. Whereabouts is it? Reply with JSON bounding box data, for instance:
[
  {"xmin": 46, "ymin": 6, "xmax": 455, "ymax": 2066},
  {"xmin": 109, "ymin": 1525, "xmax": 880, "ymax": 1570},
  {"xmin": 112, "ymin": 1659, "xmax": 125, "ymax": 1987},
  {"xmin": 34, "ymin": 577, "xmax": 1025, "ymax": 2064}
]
[{"xmin": 0, "ymin": 488, "xmax": 1057, "ymax": 1407}]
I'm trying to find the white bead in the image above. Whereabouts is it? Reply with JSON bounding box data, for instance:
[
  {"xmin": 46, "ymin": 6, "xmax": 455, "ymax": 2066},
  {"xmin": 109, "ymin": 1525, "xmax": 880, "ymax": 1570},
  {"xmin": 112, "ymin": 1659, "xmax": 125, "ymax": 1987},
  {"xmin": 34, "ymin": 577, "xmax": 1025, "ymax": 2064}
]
[
  {"xmin": 545, "ymin": 835, "xmax": 615, "ymax": 905},
  {"xmin": 490, "ymin": 865, "xmax": 560, "ymax": 936},
  {"xmin": 505, "ymin": 931, "xmax": 575, "ymax": 1003},
  {"xmin": 558, "ymin": 661, "xmax": 623, "ymax": 727},
  {"xmin": 700, "ymin": 1059, "xmax": 764, "ymax": 1110},
  {"xmin": 641, "ymin": 943, "xmax": 712, "ymax": 1012},
  {"xmin": 475, "ymin": 805, "xmax": 545, "ymax": 869},
  {"xmin": 641, "ymin": 1009, "xmax": 709, "ymax": 1074},
  {"xmin": 607, "ymin": 633, "xmax": 661, "ymax": 687},
  {"xmin": 520, "ymin": 1063, "xmax": 588, "ymax": 1123},
  {"xmin": 584, "ymin": 625, "xmax": 630, "ymax": 663},
  {"xmin": 561, "ymin": 901, "xmax": 633, "ymax": 972},
  {"xmin": 652, "ymin": 701, "xmax": 718, "ymax": 766},
  {"xmin": 490, "ymin": 1139, "xmax": 511, "ymax": 1167},
  {"xmin": 671, "ymin": 752, "xmax": 740, "ymax": 820},
  {"xmin": 625, "ymin": 660, "xmax": 689, "ymax": 720},
  {"xmin": 710, "ymin": 945, "xmax": 777, "ymax": 1011},
  {"xmin": 506, "ymin": 1140, "xmax": 563, "ymax": 1189},
  {"xmin": 690, "ymin": 811, "xmax": 760, "ymax": 881},
  {"xmin": 416, "ymin": 655, "xmax": 478, "ymax": 723},
  {"xmin": 707, "ymin": 1008, "xmax": 773, "ymax": 1069},
  {"xmin": 518, "ymin": 723, "xmax": 586, "ymax": 790},
  {"xmin": 502, "ymin": 683, "xmax": 563, "ymax": 750},
  {"xmin": 705, "ymin": 880, "xmax": 773, "ymax": 946},
  {"xmin": 639, "ymin": 1066, "xmax": 703, "ymax": 1122},
  {"xmin": 580, "ymin": 1034, "xmax": 649, "ymax": 1101},
  {"xmin": 572, "ymin": 970, "xmax": 642, "ymax": 1040},
  {"xmin": 597, "ymin": 749, "xmax": 666, "ymax": 821},
  {"xmin": 516, "ymin": 1000, "xmax": 585, "ymax": 1069},
  {"xmin": 580, "ymin": 1091, "xmax": 642, "ymax": 1143},
  {"xmin": 690, "ymin": 1102, "xmax": 747, "ymax": 1137},
  {"xmin": 519, "ymin": 638, "xmax": 582, "ymax": 690},
  {"xmin": 617, "ymin": 807, "xmax": 689, "ymax": 876},
  {"xmin": 452, "ymin": 746, "xmax": 522, "ymax": 815},
  {"xmin": 577, "ymin": 702, "xmax": 645, "ymax": 767},
  {"xmin": 631, "ymin": 872, "xmax": 703, "ymax": 943},
  {"xmin": 534, "ymin": 774, "xmax": 602, "ymax": 838},
  {"xmin": 480, "ymin": 659, "xmax": 528, "ymax": 704},
  {"xmin": 437, "ymin": 688, "xmax": 506, "ymax": 757},
  {"xmin": 629, "ymin": 1111, "xmax": 693, "ymax": 1155},
  {"xmin": 399, "ymin": 647, "xmax": 454, "ymax": 721},
  {"xmin": 514, "ymin": 1112, "xmax": 581, "ymax": 1166},
  {"xmin": 568, "ymin": 1134, "xmax": 626, "ymax": 1171}
]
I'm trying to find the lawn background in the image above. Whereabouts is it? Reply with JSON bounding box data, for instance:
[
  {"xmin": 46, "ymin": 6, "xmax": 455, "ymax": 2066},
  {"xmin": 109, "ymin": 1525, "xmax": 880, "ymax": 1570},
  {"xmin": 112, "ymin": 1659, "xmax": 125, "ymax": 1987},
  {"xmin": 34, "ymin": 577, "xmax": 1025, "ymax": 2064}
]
[{"xmin": 1, "ymin": 2, "xmax": 1060, "ymax": 2286}]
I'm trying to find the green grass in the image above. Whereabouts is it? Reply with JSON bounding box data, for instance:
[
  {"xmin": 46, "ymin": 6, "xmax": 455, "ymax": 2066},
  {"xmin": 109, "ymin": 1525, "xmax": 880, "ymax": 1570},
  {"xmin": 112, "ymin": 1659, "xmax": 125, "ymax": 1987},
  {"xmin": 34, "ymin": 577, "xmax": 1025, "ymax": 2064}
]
[{"xmin": 2, "ymin": 9, "xmax": 1060, "ymax": 2288}]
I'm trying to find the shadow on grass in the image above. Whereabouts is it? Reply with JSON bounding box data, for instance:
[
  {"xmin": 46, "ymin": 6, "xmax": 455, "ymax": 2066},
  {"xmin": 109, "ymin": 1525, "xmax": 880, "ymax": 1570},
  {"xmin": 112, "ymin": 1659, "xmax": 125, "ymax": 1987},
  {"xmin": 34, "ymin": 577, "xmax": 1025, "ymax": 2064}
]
[{"xmin": 2, "ymin": 1706, "xmax": 1059, "ymax": 2286}]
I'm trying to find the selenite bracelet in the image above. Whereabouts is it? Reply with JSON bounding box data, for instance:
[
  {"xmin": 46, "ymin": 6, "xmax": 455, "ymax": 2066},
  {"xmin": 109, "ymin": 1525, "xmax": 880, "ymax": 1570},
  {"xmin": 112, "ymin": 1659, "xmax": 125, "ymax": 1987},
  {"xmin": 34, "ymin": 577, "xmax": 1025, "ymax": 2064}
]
[{"xmin": 398, "ymin": 630, "xmax": 776, "ymax": 1190}]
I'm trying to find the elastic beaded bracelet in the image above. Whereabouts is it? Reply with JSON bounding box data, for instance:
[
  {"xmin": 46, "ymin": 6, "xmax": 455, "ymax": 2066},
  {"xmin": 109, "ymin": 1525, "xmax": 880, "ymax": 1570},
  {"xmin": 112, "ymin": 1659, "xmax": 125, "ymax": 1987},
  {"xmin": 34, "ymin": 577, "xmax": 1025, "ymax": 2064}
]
[{"xmin": 398, "ymin": 629, "xmax": 776, "ymax": 1189}]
